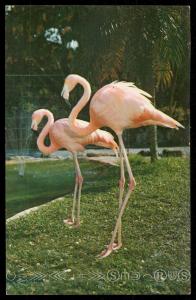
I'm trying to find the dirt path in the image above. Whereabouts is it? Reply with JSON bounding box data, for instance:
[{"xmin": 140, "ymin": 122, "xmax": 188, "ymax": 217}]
[
  {"xmin": 6, "ymin": 147, "xmax": 190, "ymax": 166},
  {"xmin": 86, "ymin": 156, "xmax": 119, "ymax": 166}
]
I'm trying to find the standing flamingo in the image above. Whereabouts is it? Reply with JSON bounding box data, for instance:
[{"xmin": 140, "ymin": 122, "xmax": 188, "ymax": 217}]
[
  {"xmin": 31, "ymin": 109, "xmax": 118, "ymax": 227},
  {"xmin": 61, "ymin": 74, "xmax": 184, "ymax": 258}
]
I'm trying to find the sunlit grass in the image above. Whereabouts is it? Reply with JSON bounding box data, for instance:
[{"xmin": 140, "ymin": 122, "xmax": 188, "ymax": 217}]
[{"xmin": 6, "ymin": 156, "xmax": 190, "ymax": 295}]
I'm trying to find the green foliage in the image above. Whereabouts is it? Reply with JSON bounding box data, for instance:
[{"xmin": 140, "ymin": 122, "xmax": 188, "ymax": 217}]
[{"xmin": 5, "ymin": 5, "xmax": 190, "ymax": 148}]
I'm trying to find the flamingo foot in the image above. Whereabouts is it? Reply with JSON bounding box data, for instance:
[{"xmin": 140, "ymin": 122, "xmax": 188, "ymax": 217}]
[
  {"xmin": 112, "ymin": 242, "xmax": 122, "ymax": 251},
  {"xmin": 72, "ymin": 222, "xmax": 80, "ymax": 228},
  {"xmin": 63, "ymin": 218, "xmax": 80, "ymax": 227},
  {"xmin": 97, "ymin": 242, "xmax": 122, "ymax": 259},
  {"xmin": 63, "ymin": 218, "xmax": 75, "ymax": 225},
  {"xmin": 97, "ymin": 246, "xmax": 113, "ymax": 259}
]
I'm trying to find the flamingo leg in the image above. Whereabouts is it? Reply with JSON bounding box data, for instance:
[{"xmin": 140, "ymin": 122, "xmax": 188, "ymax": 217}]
[
  {"xmin": 98, "ymin": 133, "xmax": 136, "ymax": 258},
  {"xmin": 73, "ymin": 152, "xmax": 83, "ymax": 227},
  {"xmin": 116, "ymin": 146, "xmax": 125, "ymax": 248},
  {"xmin": 108, "ymin": 146, "xmax": 125, "ymax": 250},
  {"xmin": 64, "ymin": 152, "xmax": 83, "ymax": 227},
  {"xmin": 72, "ymin": 178, "xmax": 78, "ymax": 222}
]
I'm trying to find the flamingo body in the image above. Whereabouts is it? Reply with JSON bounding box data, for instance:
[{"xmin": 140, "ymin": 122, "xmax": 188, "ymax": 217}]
[
  {"xmin": 31, "ymin": 108, "xmax": 118, "ymax": 228},
  {"xmin": 61, "ymin": 74, "xmax": 184, "ymax": 258},
  {"xmin": 89, "ymin": 81, "xmax": 184, "ymax": 133},
  {"xmin": 49, "ymin": 118, "xmax": 118, "ymax": 153},
  {"xmin": 31, "ymin": 109, "xmax": 118, "ymax": 155}
]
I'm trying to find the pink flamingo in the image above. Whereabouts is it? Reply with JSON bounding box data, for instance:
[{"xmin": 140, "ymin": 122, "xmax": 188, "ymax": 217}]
[
  {"xmin": 31, "ymin": 108, "xmax": 118, "ymax": 227},
  {"xmin": 61, "ymin": 74, "xmax": 184, "ymax": 258}
]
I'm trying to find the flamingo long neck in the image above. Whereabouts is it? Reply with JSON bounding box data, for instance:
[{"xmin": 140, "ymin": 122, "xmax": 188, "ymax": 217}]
[
  {"xmin": 37, "ymin": 110, "xmax": 56, "ymax": 155},
  {"xmin": 68, "ymin": 76, "xmax": 97, "ymax": 136}
]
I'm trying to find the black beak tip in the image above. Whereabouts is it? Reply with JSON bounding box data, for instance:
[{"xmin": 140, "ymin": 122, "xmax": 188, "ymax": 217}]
[
  {"xmin": 31, "ymin": 127, "xmax": 38, "ymax": 132},
  {"xmin": 65, "ymin": 99, "xmax": 71, "ymax": 108}
]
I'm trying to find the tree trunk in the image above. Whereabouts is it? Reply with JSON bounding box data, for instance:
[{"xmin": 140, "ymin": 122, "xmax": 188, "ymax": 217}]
[
  {"xmin": 142, "ymin": 63, "xmax": 159, "ymax": 163},
  {"xmin": 149, "ymin": 125, "xmax": 158, "ymax": 162},
  {"xmin": 170, "ymin": 70, "xmax": 177, "ymax": 108},
  {"xmin": 149, "ymin": 87, "xmax": 159, "ymax": 162}
]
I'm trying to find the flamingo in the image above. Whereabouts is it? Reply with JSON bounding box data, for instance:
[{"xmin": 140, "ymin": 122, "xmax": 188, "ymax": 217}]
[
  {"xmin": 61, "ymin": 74, "xmax": 184, "ymax": 258},
  {"xmin": 31, "ymin": 109, "xmax": 118, "ymax": 227}
]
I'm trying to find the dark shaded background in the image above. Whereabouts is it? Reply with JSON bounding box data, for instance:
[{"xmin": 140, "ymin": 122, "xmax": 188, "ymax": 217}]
[{"xmin": 5, "ymin": 5, "xmax": 190, "ymax": 152}]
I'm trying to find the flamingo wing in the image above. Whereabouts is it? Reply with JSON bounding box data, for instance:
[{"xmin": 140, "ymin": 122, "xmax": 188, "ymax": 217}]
[
  {"xmin": 110, "ymin": 81, "xmax": 152, "ymax": 101},
  {"xmin": 132, "ymin": 105, "xmax": 184, "ymax": 129}
]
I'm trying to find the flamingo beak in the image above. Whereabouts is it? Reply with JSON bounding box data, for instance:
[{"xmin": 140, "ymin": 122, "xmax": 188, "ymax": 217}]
[
  {"xmin": 61, "ymin": 84, "xmax": 71, "ymax": 107},
  {"xmin": 61, "ymin": 84, "xmax": 69, "ymax": 99},
  {"xmin": 31, "ymin": 120, "xmax": 38, "ymax": 131},
  {"xmin": 64, "ymin": 98, "xmax": 71, "ymax": 108}
]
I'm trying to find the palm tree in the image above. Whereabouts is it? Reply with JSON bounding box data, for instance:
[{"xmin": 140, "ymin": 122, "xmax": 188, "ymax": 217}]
[{"xmin": 71, "ymin": 5, "xmax": 189, "ymax": 161}]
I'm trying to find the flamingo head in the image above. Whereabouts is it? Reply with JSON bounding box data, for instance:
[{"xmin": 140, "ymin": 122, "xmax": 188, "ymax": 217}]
[
  {"xmin": 31, "ymin": 109, "xmax": 45, "ymax": 131},
  {"xmin": 61, "ymin": 74, "xmax": 78, "ymax": 106}
]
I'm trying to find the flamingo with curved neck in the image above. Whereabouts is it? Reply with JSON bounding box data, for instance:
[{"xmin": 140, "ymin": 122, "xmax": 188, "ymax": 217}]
[
  {"xmin": 33, "ymin": 110, "xmax": 57, "ymax": 155},
  {"xmin": 61, "ymin": 74, "xmax": 184, "ymax": 258},
  {"xmin": 62, "ymin": 74, "xmax": 98, "ymax": 136},
  {"xmin": 31, "ymin": 108, "xmax": 118, "ymax": 227}
]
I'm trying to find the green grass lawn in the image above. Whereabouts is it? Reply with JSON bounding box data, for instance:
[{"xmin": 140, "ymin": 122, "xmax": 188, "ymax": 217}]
[{"xmin": 6, "ymin": 155, "xmax": 190, "ymax": 295}]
